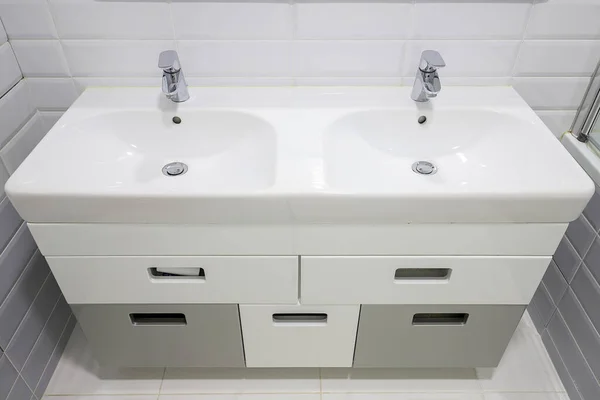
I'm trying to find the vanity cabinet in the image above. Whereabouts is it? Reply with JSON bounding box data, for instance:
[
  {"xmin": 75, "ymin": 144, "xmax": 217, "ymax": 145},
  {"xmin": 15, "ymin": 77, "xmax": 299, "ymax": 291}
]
[
  {"xmin": 31, "ymin": 222, "xmax": 565, "ymax": 368},
  {"xmin": 353, "ymin": 305, "xmax": 525, "ymax": 368},
  {"xmin": 72, "ymin": 304, "xmax": 245, "ymax": 367}
]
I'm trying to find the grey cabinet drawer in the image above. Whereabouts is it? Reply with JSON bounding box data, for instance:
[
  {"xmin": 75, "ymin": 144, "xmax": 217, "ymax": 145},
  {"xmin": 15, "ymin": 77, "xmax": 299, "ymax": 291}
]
[
  {"xmin": 354, "ymin": 304, "xmax": 525, "ymax": 368},
  {"xmin": 72, "ymin": 304, "xmax": 245, "ymax": 367}
]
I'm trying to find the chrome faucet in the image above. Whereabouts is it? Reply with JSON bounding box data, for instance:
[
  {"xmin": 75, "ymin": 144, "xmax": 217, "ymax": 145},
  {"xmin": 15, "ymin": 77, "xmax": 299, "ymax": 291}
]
[
  {"xmin": 411, "ymin": 50, "xmax": 446, "ymax": 102},
  {"xmin": 158, "ymin": 50, "xmax": 189, "ymax": 103}
]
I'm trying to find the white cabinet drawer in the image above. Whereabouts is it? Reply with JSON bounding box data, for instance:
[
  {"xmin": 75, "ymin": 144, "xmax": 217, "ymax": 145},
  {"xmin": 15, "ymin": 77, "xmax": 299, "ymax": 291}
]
[
  {"xmin": 47, "ymin": 256, "xmax": 298, "ymax": 304},
  {"xmin": 239, "ymin": 304, "xmax": 359, "ymax": 367},
  {"xmin": 301, "ymin": 256, "xmax": 551, "ymax": 305}
]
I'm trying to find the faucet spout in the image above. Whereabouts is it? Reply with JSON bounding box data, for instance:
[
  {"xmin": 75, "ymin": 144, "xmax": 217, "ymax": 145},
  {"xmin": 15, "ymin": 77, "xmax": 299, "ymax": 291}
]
[{"xmin": 411, "ymin": 50, "xmax": 445, "ymax": 102}]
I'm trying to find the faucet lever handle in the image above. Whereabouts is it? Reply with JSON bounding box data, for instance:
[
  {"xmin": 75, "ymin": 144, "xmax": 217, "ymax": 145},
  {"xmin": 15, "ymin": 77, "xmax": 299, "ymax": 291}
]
[
  {"xmin": 419, "ymin": 50, "xmax": 445, "ymax": 72},
  {"xmin": 158, "ymin": 50, "xmax": 180, "ymax": 72}
]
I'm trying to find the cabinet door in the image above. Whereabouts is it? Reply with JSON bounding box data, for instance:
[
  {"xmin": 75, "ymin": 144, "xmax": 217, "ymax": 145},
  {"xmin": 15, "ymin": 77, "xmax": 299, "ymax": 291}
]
[
  {"xmin": 73, "ymin": 304, "xmax": 245, "ymax": 367},
  {"xmin": 354, "ymin": 304, "xmax": 524, "ymax": 368},
  {"xmin": 240, "ymin": 304, "xmax": 359, "ymax": 367}
]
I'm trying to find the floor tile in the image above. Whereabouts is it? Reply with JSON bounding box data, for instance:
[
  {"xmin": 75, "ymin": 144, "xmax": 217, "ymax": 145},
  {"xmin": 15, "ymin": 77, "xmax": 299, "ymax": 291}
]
[
  {"xmin": 324, "ymin": 395, "xmax": 485, "ymax": 400},
  {"xmin": 161, "ymin": 368, "xmax": 320, "ymax": 394},
  {"xmin": 483, "ymin": 393, "xmax": 569, "ymax": 400},
  {"xmin": 477, "ymin": 321, "xmax": 565, "ymax": 392},
  {"xmin": 44, "ymin": 325, "xmax": 163, "ymax": 395},
  {"xmin": 320, "ymin": 368, "xmax": 481, "ymax": 393},
  {"xmin": 160, "ymin": 395, "xmax": 319, "ymax": 400}
]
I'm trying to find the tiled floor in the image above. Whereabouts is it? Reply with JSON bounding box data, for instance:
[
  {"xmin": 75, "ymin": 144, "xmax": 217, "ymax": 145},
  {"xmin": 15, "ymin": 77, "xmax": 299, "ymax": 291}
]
[{"xmin": 42, "ymin": 312, "xmax": 568, "ymax": 400}]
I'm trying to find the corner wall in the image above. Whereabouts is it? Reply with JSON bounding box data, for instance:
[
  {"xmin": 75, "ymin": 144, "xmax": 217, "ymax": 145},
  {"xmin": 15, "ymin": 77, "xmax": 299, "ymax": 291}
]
[{"xmin": 0, "ymin": 18, "xmax": 75, "ymax": 400}]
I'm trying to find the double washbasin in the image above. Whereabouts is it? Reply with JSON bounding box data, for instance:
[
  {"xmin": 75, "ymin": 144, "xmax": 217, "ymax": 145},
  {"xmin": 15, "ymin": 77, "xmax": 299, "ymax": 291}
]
[{"xmin": 5, "ymin": 86, "xmax": 593, "ymax": 224}]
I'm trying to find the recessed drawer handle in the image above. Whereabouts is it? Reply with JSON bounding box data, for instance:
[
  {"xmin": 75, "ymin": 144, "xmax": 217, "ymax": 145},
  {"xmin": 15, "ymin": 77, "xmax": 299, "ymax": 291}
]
[
  {"xmin": 130, "ymin": 313, "xmax": 187, "ymax": 326},
  {"xmin": 412, "ymin": 313, "xmax": 469, "ymax": 326},
  {"xmin": 272, "ymin": 313, "xmax": 328, "ymax": 325},
  {"xmin": 395, "ymin": 268, "xmax": 451, "ymax": 281},
  {"xmin": 148, "ymin": 267, "xmax": 205, "ymax": 280}
]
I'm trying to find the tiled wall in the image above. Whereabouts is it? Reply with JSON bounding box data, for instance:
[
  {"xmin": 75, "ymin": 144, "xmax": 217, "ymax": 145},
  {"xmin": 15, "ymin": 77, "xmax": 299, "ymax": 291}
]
[
  {"xmin": 0, "ymin": 0, "xmax": 599, "ymax": 137},
  {"xmin": 529, "ymin": 185, "xmax": 600, "ymax": 400},
  {"xmin": 0, "ymin": 18, "xmax": 75, "ymax": 400}
]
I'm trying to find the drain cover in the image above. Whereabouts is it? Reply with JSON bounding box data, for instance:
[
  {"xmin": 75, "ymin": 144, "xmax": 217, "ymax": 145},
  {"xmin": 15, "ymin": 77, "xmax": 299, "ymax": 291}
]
[
  {"xmin": 412, "ymin": 161, "xmax": 437, "ymax": 175},
  {"xmin": 162, "ymin": 162, "xmax": 188, "ymax": 176}
]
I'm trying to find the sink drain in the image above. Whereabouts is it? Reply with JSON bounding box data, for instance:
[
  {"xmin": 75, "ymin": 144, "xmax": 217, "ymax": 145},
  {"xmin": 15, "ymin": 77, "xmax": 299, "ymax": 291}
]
[
  {"xmin": 412, "ymin": 161, "xmax": 437, "ymax": 175},
  {"xmin": 162, "ymin": 162, "xmax": 188, "ymax": 176}
]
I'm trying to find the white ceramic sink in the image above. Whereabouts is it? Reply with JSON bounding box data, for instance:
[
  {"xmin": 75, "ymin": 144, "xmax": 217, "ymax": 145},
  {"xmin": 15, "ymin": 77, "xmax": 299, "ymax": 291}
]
[
  {"xmin": 33, "ymin": 109, "xmax": 276, "ymax": 192},
  {"xmin": 324, "ymin": 109, "xmax": 550, "ymax": 192},
  {"xmin": 5, "ymin": 87, "xmax": 594, "ymax": 224}
]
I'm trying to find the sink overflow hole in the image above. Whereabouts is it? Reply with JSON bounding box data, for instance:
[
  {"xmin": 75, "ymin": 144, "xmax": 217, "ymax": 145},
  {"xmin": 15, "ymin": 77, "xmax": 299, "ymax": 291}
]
[
  {"xmin": 172, "ymin": 116, "xmax": 182, "ymax": 124},
  {"xmin": 412, "ymin": 161, "xmax": 437, "ymax": 175},
  {"xmin": 418, "ymin": 115, "xmax": 427, "ymax": 124},
  {"xmin": 162, "ymin": 162, "xmax": 188, "ymax": 176}
]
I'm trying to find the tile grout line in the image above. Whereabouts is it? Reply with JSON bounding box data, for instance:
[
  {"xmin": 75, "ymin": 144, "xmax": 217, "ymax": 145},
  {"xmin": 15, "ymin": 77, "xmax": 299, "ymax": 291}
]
[
  {"xmin": 32, "ymin": 313, "xmax": 75, "ymax": 399},
  {"xmin": 14, "ymin": 294, "xmax": 63, "ymax": 396}
]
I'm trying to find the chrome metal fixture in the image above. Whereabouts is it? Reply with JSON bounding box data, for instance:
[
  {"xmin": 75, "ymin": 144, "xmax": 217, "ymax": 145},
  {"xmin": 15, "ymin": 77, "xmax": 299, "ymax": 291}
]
[
  {"xmin": 159, "ymin": 50, "xmax": 190, "ymax": 103},
  {"xmin": 411, "ymin": 50, "xmax": 446, "ymax": 102}
]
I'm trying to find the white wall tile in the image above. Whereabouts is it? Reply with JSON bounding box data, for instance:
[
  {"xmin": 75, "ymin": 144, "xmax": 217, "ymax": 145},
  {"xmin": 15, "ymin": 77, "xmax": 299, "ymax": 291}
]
[
  {"xmin": 413, "ymin": 1, "xmax": 531, "ymax": 39},
  {"xmin": 296, "ymin": 2, "xmax": 412, "ymax": 40},
  {"xmin": 0, "ymin": 81, "xmax": 35, "ymax": 148},
  {"xmin": 527, "ymin": 0, "xmax": 600, "ymax": 39},
  {"xmin": 515, "ymin": 40, "xmax": 600, "ymax": 77},
  {"xmin": 295, "ymin": 77, "xmax": 403, "ymax": 87},
  {"xmin": 62, "ymin": 40, "xmax": 175, "ymax": 77},
  {"xmin": 0, "ymin": 42, "xmax": 22, "ymax": 97},
  {"xmin": 512, "ymin": 77, "xmax": 591, "ymax": 110},
  {"xmin": 0, "ymin": 1, "xmax": 57, "ymax": 39},
  {"xmin": 0, "ymin": 19, "xmax": 7, "ymax": 44},
  {"xmin": 73, "ymin": 77, "xmax": 160, "ymax": 92},
  {"xmin": 178, "ymin": 40, "xmax": 293, "ymax": 77},
  {"xmin": 403, "ymin": 40, "xmax": 520, "ymax": 77},
  {"xmin": 48, "ymin": 0, "xmax": 172, "ymax": 39},
  {"xmin": 172, "ymin": 2, "xmax": 292, "ymax": 40},
  {"xmin": 10, "ymin": 40, "xmax": 70, "ymax": 77},
  {"xmin": 186, "ymin": 77, "xmax": 295, "ymax": 87},
  {"xmin": 40, "ymin": 111, "xmax": 65, "ymax": 131},
  {"xmin": 0, "ymin": 112, "xmax": 48, "ymax": 173},
  {"xmin": 26, "ymin": 78, "xmax": 79, "ymax": 110},
  {"xmin": 293, "ymin": 41, "xmax": 405, "ymax": 77},
  {"xmin": 536, "ymin": 110, "xmax": 578, "ymax": 138}
]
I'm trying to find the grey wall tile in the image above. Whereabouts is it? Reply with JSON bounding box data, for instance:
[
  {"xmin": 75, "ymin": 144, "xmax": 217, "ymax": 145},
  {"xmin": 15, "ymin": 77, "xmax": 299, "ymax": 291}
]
[
  {"xmin": 572, "ymin": 264, "xmax": 600, "ymax": 335},
  {"xmin": 0, "ymin": 355, "xmax": 18, "ymax": 400},
  {"xmin": 543, "ymin": 260, "xmax": 568, "ymax": 304},
  {"xmin": 531, "ymin": 282, "xmax": 556, "ymax": 327},
  {"xmin": 584, "ymin": 237, "xmax": 600, "ymax": 285},
  {"xmin": 528, "ymin": 305, "xmax": 546, "ymax": 335},
  {"xmin": 5, "ymin": 274, "xmax": 60, "ymax": 371},
  {"xmin": 0, "ymin": 224, "xmax": 36, "ymax": 307},
  {"xmin": 0, "ymin": 162, "xmax": 8, "ymax": 199},
  {"xmin": 0, "ymin": 252, "xmax": 49, "ymax": 350},
  {"xmin": 566, "ymin": 215, "xmax": 596, "ymax": 258},
  {"xmin": 559, "ymin": 288, "xmax": 600, "ymax": 383},
  {"xmin": 547, "ymin": 309, "xmax": 600, "ymax": 400},
  {"xmin": 21, "ymin": 297, "xmax": 70, "ymax": 390},
  {"xmin": 34, "ymin": 314, "xmax": 75, "ymax": 399},
  {"xmin": 0, "ymin": 198, "xmax": 22, "ymax": 255},
  {"xmin": 583, "ymin": 186, "xmax": 600, "ymax": 231},
  {"xmin": 542, "ymin": 330, "xmax": 583, "ymax": 400},
  {"xmin": 6, "ymin": 376, "xmax": 32, "ymax": 400},
  {"xmin": 554, "ymin": 237, "xmax": 582, "ymax": 282}
]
